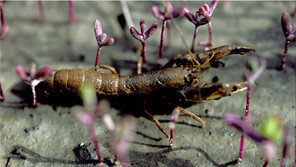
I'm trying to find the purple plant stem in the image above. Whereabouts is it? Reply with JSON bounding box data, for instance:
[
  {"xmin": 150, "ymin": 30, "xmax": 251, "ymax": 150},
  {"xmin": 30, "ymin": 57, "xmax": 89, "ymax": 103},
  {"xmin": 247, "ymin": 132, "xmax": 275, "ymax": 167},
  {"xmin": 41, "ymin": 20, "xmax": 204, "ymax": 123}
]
[
  {"xmin": 114, "ymin": 150, "xmax": 118, "ymax": 162},
  {"xmin": 38, "ymin": 0, "xmax": 45, "ymax": 22},
  {"xmin": 0, "ymin": 0, "xmax": 5, "ymax": 26},
  {"xmin": 238, "ymin": 83, "xmax": 252, "ymax": 162},
  {"xmin": 199, "ymin": 22, "xmax": 214, "ymax": 50},
  {"xmin": 262, "ymin": 159, "xmax": 269, "ymax": 167},
  {"xmin": 141, "ymin": 42, "xmax": 147, "ymax": 69},
  {"xmin": 31, "ymin": 85, "xmax": 38, "ymax": 108},
  {"xmin": 95, "ymin": 48, "xmax": 101, "ymax": 67},
  {"xmin": 294, "ymin": 143, "xmax": 296, "ymax": 167},
  {"xmin": 0, "ymin": 0, "xmax": 8, "ymax": 38},
  {"xmin": 159, "ymin": 20, "xmax": 167, "ymax": 64},
  {"xmin": 166, "ymin": 23, "xmax": 171, "ymax": 47},
  {"xmin": 245, "ymin": 84, "xmax": 251, "ymax": 118},
  {"xmin": 169, "ymin": 129, "xmax": 174, "ymax": 148},
  {"xmin": 0, "ymin": 81, "xmax": 4, "ymax": 102},
  {"xmin": 280, "ymin": 128, "xmax": 291, "ymax": 167},
  {"xmin": 280, "ymin": 40, "xmax": 290, "ymax": 70},
  {"xmin": 191, "ymin": 26, "xmax": 198, "ymax": 52},
  {"xmin": 238, "ymin": 135, "xmax": 245, "ymax": 162},
  {"xmin": 68, "ymin": 0, "xmax": 78, "ymax": 24},
  {"xmin": 88, "ymin": 124, "xmax": 103, "ymax": 163},
  {"xmin": 280, "ymin": 152, "xmax": 285, "ymax": 167},
  {"xmin": 208, "ymin": 22, "xmax": 213, "ymax": 47}
]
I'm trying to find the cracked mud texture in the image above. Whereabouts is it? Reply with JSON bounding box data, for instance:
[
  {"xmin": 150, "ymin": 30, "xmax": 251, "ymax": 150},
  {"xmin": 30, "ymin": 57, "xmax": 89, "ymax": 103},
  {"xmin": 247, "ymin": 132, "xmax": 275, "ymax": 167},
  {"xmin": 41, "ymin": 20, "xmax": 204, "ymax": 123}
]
[{"xmin": 0, "ymin": 1, "xmax": 295, "ymax": 167}]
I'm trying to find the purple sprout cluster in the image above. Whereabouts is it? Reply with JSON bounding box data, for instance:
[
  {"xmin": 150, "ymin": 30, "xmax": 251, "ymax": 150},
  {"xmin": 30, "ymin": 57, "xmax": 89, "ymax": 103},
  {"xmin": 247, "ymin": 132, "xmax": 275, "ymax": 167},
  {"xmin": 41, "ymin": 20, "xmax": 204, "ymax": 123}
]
[
  {"xmin": 279, "ymin": 12, "xmax": 295, "ymax": 70},
  {"xmin": 93, "ymin": 19, "xmax": 114, "ymax": 67},
  {"xmin": 75, "ymin": 93, "xmax": 136, "ymax": 166},
  {"xmin": 15, "ymin": 64, "xmax": 55, "ymax": 108},
  {"xmin": 151, "ymin": 2, "xmax": 189, "ymax": 64},
  {"xmin": 130, "ymin": 20, "xmax": 158, "ymax": 73},
  {"xmin": 185, "ymin": 0, "xmax": 217, "ymax": 52},
  {"xmin": 224, "ymin": 113, "xmax": 291, "ymax": 167}
]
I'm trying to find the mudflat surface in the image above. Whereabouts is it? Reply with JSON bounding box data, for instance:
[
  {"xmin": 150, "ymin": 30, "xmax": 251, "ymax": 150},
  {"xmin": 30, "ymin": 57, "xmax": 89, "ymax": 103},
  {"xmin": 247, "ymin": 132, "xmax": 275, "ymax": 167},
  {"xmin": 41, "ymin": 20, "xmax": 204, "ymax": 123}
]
[{"xmin": 0, "ymin": 1, "xmax": 295, "ymax": 167}]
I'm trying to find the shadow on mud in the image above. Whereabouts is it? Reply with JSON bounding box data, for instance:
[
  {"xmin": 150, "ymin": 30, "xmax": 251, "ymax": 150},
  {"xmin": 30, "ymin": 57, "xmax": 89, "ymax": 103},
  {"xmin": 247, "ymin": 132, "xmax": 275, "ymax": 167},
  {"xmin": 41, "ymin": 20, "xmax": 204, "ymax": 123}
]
[{"xmin": 7, "ymin": 145, "xmax": 238, "ymax": 167}]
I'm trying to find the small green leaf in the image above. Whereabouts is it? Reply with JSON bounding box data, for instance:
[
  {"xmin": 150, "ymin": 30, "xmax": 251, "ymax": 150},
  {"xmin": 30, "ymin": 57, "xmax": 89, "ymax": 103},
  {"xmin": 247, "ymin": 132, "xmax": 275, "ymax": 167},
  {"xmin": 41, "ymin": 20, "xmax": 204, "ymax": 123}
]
[
  {"xmin": 258, "ymin": 116, "xmax": 283, "ymax": 142},
  {"xmin": 80, "ymin": 84, "xmax": 96, "ymax": 110}
]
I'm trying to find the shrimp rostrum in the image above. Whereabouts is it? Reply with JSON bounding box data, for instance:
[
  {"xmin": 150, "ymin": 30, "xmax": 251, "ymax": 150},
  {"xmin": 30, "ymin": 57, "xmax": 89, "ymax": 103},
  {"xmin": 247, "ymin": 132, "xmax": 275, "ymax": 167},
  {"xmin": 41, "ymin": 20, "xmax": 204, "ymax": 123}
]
[{"xmin": 37, "ymin": 45, "xmax": 255, "ymax": 138}]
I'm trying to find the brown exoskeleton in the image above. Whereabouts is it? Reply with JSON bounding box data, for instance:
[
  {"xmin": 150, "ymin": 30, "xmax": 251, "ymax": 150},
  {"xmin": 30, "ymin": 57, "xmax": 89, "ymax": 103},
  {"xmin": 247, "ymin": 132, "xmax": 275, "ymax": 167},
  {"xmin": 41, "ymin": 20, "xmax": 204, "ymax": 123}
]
[{"xmin": 37, "ymin": 45, "xmax": 255, "ymax": 139}]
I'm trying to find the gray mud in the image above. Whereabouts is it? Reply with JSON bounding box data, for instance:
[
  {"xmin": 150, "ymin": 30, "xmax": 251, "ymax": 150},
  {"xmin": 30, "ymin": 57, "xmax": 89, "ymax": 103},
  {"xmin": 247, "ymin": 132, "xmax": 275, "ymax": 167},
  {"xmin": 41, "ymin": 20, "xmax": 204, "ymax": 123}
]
[{"xmin": 0, "ymin": 1, "xmax": 295, "ymax": 167}]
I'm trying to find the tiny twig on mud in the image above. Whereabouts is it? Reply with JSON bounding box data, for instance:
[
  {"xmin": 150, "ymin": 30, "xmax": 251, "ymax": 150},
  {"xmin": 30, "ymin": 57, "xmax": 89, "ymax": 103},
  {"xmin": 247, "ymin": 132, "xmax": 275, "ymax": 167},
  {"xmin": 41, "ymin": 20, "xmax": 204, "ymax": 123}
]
[
  {"xmin": 130, "ymin": 20, "xmax": 158, "ymax": 73},
  {"xmin": 94, "ymin": 19, "xmax": 114, "ymax": 67},
  {"xmin": 15, "ymin": 64, "xmax": 55, "ymax": 108},
  {"xmin": 279, "ymin": 12, "xmax": 295, "ymax": 70},
  {"xmin": 120, "ymin": 0, "xmax": 134, "ymax": 29},
  {"xmin": 152, "ymin": 2, "xmax": 188, "ymax": 65}
]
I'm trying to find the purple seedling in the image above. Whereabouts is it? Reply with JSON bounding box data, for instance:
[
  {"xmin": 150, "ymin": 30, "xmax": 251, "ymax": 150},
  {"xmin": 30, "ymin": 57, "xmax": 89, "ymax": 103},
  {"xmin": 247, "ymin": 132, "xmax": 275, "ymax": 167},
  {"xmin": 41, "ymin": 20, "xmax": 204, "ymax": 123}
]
[
  {"xmin": 224, "ymin": 113, "xmax": 287, "ymax": 167},
  {"xmin": 75, "ymin": 110, "xmax": 103, "ymax": 164},
  {"xmin": 0, "ymin": 80, "xmax": 4, "ymax": 102},
  {"xmin": 68, "ymin": 0, "xmax": 78, "ymax": 24},
  {"xmin": 38, "ymin": 0, "xmax": 45, "ymax": 22},
  {"xmin": 109, "ymin": 116, "xmax": 136, "ymax": 167},
  {"xmin": 130, "ymin": 20, "xmax": 158, "ymax": 73},
  {"xmin": 185, "ymin": 0, "xmax": 218, "ymax": 52},
  {"xmin": 151, "ymin": 2, "xmax": 188, "ymax": 65},
  {"xmin": 75, "ymin": 87, "xmax": 110, "ymax": 164},
  {"xmin": 238, "ymin": 57, "xmax": 266, "ymax": 162},
  {"xmin": 94, "ymin": 19, "xmax": 114, "ymax": 67},
  {"xmin": 169, "ymin": 107, "xmax": 180, "ymax": 148},
  {"xmin": 0, "ymin": 0, "xmax": 9, "ymax": 38},
  {"xmin": 279, "ymin": 12, "xmax": 295, "ymax": 70},
  {"xmin": 103, "ymin": 114, "xmax": 136, "ymax": 167},
  {"xmin": 102, "ymin": 114, "xmax": 119, "ymax": 162},
  {"xmin": 15, "ymin": 64, "xmax": 55, "ymax": 108}
]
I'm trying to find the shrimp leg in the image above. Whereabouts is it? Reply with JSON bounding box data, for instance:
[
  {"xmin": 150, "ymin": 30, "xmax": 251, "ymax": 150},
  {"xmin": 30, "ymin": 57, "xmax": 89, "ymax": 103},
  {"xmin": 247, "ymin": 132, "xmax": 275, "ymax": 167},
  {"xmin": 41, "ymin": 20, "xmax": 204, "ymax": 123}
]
[
  {"xmin": 93, "ymin": 64, "xmax": 118, "ymax": 74},
  {"xmin": 143, "ymin": 102, "xmax": 169, "ymax": 138}
]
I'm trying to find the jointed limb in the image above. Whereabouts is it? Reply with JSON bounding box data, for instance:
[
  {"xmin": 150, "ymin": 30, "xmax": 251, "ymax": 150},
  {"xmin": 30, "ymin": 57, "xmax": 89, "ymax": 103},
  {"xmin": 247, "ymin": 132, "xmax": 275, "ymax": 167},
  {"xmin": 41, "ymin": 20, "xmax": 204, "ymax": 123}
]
[
  {"xmin": 177, "ymin": 107, "xmax": 205, "ymax": 127},
  {"xmin": 143, "ymin": 104, "xmax": 169, "ymax": 138},
  {"xmin": 93, "ymin": 64, "xmax": 118, "ymax": 74}
]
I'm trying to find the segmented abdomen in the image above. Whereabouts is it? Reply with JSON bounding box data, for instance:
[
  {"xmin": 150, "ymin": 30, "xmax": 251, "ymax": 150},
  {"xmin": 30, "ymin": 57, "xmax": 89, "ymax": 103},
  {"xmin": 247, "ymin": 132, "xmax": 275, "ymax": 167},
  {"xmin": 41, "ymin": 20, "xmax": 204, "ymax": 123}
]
[{"xmin": 42, "ymin": 67, "xmax": 198, "ymax": 97}]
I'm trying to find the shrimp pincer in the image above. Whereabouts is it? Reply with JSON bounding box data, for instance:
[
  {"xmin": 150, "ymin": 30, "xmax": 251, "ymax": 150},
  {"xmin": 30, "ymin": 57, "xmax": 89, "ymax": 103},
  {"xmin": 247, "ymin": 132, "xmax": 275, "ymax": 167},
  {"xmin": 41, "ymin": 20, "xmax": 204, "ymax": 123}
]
[{"xmin": 163, "ymin": 45, "xmax": 255, "ymax": 69}]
